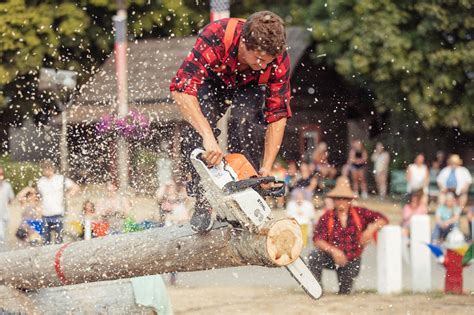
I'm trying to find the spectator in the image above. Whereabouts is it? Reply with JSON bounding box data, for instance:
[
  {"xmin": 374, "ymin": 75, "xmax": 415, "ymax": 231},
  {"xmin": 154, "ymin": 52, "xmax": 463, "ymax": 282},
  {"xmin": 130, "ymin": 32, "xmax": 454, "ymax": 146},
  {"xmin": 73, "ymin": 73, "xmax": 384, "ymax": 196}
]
[
  {"xmin": 285, "ymin": 189, "xmax": 316, "ymax": 247},
  {"xmin": 285, "ymin": 161, "xmax": 300, "ymax": 192},
  {"xmin": 156, "ymin": 181, "xmax": 179, "ymax": 224},
  {"xmin": 406, "ymin": 153, "xmax": 430, "ymax": 196},
  {"xmin": 437, "ymin": 154, "xmax": 472, "ymax": 209},
  {"xmin": 16, "ymin": 187, "xmax": 42, "ymax": 245},
  {"xmin": 430, "ymin": 160, "xmax": 441, "ymax": 179},
  {"xmin": 0, "ymin": 166, "xmax": 14, "ymax": 247},
  {"xmin": 432, "ymin": 193, "xmax": 461, "ymax": 244},
  {"xmin": 311, "ymin": 142, "xmax": 337, "ymax": 189},
  {"xmin": 292, "ymin": 162, "xmax": 318, "ymax": 201},
  {"xmin": 348, "ymin": 140, "xmax": 369, "ymax": 199},
  {"xmin": 37, "ymin": 160, "xmax": 79, "ymax": 244},
  {"xmin": 371, "ymin": 142, "xmax": 390, "ymax": 199},
  {"xmin": 435, "ymin": 150, "xmax": 447, "ymax": 170},
  {"xmin": 308, "ymin": 176, "xmax": 388, "ymax": 294},
  {"xmin": 165, "ymin": 187, "xmax": 190, "ymax": 227},
  {"xmin": 97, "ymin": 181, "xmax": 131, "ymax": 234},
  {"xmin": 401, "ymin": 190, "xmax": 428, "ymax": 237},
  {"xmin": 467, "ymin": 207, "xmax": 474, "ymax": 241},
  {"xmin": 82, "ymin": 200, "xmax": 99, "ymax": 240}
]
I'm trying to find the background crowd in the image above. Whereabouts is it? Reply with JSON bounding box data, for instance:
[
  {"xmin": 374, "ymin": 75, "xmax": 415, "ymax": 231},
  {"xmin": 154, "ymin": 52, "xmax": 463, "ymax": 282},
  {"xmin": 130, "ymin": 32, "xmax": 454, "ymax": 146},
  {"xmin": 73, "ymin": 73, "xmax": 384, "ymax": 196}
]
[
  {"xmin": 0, "ymin": 139, "xmax": 472, "ymax": 293},
  {"xmin": 0, "ymin": 139, "xmax": 469, "ymax": 250}
]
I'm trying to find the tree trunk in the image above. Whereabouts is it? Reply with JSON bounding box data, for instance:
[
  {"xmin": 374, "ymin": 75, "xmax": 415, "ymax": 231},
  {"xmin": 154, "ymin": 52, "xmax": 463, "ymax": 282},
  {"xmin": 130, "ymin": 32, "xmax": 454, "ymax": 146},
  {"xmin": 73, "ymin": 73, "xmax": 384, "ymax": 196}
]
[{"xmin": 0, "ymin": 219, "xmax": 302, "ymax": 290}]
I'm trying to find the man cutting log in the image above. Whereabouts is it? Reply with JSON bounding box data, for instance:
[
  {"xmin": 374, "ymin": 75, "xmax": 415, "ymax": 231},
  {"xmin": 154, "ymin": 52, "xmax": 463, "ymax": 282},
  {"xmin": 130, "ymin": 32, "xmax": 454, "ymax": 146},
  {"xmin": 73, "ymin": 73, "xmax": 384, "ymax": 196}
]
[{"xmin": 170, "ymin": 11, "xmax": 291, "ymax": 233}]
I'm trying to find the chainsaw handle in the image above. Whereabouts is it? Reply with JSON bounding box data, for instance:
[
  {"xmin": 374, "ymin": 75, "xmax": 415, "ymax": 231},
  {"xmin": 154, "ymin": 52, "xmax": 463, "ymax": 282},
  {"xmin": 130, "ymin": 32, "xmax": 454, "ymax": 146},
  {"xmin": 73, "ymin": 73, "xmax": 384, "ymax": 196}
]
[
  {"xmin": 195, "ymin": 151, "xmax": 225, "ymax": 171},
  {"xmin": 256, "ymin": 179, "xmax": 286, "ymax": 198},
  {"xmin": 223, "ymin": 177, "xmax": 286, "ymax": 197}
]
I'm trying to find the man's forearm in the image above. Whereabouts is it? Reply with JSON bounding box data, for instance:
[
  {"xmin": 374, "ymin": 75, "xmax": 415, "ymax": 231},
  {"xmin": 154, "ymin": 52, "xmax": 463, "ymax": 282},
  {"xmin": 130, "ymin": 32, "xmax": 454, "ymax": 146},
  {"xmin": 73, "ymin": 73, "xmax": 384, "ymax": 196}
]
[
  {"xmin": 314, "ymin": 239, "xmax": 339, "ymax": 254},
  {"xmin": 171, "ymin": 91, "xmax": 214, "ymax": 139},
  {"xmin": 261, "ymin": 118, "xmax": 287, "ymax": 172}
]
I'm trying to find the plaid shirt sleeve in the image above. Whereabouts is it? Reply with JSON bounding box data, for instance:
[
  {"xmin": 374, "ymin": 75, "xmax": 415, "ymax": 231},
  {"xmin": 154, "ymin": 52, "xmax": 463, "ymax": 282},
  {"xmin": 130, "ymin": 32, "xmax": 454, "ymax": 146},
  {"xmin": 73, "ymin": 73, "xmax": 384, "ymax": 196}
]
[
  {"xmin": 264, "ymin": 50, "xmax": 292, "ymax": 124},
  {"xmin": 169, "ymin": 22, "xmax": 225, "ymax": 96},
  {"xmin": 356, "ymin": 207, "xmax": 389, "ymax": 229}
]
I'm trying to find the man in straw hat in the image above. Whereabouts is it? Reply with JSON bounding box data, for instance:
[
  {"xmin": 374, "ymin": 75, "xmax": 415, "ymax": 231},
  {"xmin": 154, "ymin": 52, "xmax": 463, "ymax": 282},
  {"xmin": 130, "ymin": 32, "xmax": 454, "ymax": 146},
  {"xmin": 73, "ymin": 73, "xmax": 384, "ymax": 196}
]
[
  {"xmin": 437, "ymin": 154, "xmax": 472, "ymax": 209},
  {"xmin": 308, "ymin": 176, "xmax": 388, "ymax": 294}
]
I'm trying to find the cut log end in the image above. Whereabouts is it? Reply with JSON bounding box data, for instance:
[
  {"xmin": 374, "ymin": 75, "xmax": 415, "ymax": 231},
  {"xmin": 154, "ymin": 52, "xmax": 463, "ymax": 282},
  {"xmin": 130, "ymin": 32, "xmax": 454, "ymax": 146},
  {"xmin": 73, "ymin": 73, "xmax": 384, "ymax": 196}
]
[{"xmin": 266, "ymin": 219, "xmax": 303, "ymax": 266}]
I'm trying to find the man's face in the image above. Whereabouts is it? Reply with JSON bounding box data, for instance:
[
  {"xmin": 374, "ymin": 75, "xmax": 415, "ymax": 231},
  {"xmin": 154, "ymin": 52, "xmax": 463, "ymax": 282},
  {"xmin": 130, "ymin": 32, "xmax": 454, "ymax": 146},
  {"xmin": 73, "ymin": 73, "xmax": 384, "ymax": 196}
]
[
  {"xmin": 334, "ymin": 198, "xmax": 352, "ymax": 212},
  {"xmin": 42, "ymin": 167, "xmax": 54, "ymax": 177},
  {"xmin": 239, "ymin": 41, "xmax": 275, "ymax": 71}
]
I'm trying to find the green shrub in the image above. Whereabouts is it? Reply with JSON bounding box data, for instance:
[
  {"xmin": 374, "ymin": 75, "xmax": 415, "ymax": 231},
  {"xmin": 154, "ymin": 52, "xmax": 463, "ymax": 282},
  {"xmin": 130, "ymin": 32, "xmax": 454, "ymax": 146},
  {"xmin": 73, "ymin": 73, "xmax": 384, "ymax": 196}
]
[{"xmin": 0, "ymin": 156, "xmax": 41, "ymax": 193}]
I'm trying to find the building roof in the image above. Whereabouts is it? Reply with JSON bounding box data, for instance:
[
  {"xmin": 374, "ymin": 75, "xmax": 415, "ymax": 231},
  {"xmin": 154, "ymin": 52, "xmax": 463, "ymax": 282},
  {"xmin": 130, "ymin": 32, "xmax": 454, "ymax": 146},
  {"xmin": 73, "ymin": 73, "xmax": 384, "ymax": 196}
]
[{"xmin": 67, "ymin": 27, "xmax": 311, "ymax": 124}]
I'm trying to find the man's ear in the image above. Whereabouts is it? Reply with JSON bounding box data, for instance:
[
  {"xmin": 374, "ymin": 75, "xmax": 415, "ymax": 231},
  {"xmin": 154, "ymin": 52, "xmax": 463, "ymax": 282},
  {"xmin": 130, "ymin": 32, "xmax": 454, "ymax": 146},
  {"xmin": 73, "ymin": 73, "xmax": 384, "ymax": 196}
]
[{"xmin": 239, "ymin": 39, "xmax": 248, "ymax": 52}]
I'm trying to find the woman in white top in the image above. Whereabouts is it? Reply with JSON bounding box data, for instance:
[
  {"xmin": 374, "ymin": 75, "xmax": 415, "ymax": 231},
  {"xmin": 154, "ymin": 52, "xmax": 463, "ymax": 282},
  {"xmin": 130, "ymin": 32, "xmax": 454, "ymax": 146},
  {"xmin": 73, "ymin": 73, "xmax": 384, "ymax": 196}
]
[{"xmin": 406, "ymin": 153, "xmax": 430, "ymax": 195}]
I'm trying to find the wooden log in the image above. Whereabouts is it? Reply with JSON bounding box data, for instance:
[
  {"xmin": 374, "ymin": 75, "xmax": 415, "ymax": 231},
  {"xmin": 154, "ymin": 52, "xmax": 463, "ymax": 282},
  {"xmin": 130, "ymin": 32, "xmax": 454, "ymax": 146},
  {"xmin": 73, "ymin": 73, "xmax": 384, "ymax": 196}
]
[
  {"xmin": 0, "ymin": 286, "xmax": 37, "ymax": 313},
  {"xmin": 0, "ymin": 219, "xmax": 302, "ymax": 290}
]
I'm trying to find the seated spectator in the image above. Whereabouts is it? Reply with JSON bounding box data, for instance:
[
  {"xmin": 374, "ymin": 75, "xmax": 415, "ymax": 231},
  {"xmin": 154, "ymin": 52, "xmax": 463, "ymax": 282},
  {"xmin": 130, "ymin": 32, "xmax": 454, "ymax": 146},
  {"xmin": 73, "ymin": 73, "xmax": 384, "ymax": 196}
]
[
  {"xmin": 406, "ymin": 153, "xmax": 430, "ymax": 196},
  {"xmin": 97, "ymin": 181, "xmax": 131, "ymax": 234},
  {"xmin": 432, "ymin": 193, "xmax": 461, "ymax": 244},
  {"xmin": 311, "ymin": 142, "xmax": 337, "ymax": 189},
  {"xmin": 431, "ymin": 150, "xmax": 447, "ymax": 177},
  {"xmin": 401, "ymin": 190, "xmax": 428, "ymax": 237},
  {"xmin": 285, "ymin": 161, "xmax": 300, "ymax": 192},
  {"xmin": 165, "ymin": 201, "xmax": 190, "ymax": 226},
  {"xmin": 16, "ymin": 187, "xmax": 42, "ymax": 245},
  {"xmin": 156, "ymin": 181, "xmax": 178, "ymax": 223},
  {"xmin": 292, "ymin": 162, "xmax": 318, "ymax": 201},
  {"xmin": 285, "ymin": 189, "xmax": 315, "ymax": 247},
  {"xmin": 81, "ymin": 200, "xmax": 109, "ymax": 240},
  {"xmin": 467, "ymin": 207, "xmax": 474, "ymax": 241},
  {"xmin": 308, "ymin": 176, "xmax": 388, "ymax": 294},
  {"xmin": 437, "ymin": 154, "xmax": 472, "ymax": 209}
]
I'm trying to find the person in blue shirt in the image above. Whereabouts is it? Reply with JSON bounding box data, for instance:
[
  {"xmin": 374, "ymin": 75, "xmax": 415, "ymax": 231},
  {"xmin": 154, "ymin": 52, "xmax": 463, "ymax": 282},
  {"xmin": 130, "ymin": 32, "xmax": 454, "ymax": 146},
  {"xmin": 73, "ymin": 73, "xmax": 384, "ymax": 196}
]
[{"xmin": 432, "ymin": 192, "xmax": 461, "ymax": 244}]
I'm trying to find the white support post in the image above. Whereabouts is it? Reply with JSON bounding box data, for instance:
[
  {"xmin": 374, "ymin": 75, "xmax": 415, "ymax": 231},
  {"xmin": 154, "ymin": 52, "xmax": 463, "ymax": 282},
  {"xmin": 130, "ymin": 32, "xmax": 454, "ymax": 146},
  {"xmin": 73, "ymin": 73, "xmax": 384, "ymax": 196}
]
[
  {"xmin": 410, "ymin": 214, "xmax": 431, "ymax": 293},
  {"xmin": 377, "ymin": 225, "xmax": 402, "ymax": 294}
]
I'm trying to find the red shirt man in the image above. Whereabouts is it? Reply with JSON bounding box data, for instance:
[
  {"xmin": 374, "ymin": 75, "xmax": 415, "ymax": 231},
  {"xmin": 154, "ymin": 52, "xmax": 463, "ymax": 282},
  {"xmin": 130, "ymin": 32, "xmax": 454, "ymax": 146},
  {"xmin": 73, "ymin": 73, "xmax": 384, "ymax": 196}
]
[
  {"xmin": 170, "ymin": 11, "xmax": 291, "ymax": 233},
  {"xmin": 308, "ymin": 176, "xmax": 388, "ymax": 294}
]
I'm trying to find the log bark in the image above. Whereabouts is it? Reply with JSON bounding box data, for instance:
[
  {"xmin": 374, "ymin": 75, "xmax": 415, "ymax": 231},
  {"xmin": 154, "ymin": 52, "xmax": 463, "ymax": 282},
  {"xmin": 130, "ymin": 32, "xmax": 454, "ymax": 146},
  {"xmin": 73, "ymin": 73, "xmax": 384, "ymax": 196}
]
[{"xmin": 0, "ymin": 218, "xmax": 302, "ymax": 290}]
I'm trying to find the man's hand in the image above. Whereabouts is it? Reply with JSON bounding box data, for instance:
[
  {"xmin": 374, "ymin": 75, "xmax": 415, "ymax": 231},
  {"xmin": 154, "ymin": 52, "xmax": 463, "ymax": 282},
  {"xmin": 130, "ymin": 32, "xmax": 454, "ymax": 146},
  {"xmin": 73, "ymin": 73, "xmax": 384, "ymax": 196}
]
[
  {"xmin": 360, "ymin": 230, "xmax": 374, "ymax": 247},
  {"xmin": 331, "ymin": 248, "xmax": 348, "ymax": 267},
  {"xmin": 202, "ymin": 135, "xmax": 223, "ymax": 166},
  {"xmin": 258, "ymin": 167, "xmax": 271, "ymax": 177}
]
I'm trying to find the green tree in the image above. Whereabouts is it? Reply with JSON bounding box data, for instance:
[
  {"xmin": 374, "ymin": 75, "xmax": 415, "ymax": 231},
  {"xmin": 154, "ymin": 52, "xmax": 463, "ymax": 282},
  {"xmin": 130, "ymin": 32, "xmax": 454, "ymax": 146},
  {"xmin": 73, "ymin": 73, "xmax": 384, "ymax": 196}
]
[
  {"xmin": 0, "ymin": 0, "xmax": 207, "ymax": 126},
  {"xmin": 307, "ymin": 0, "xmax": 473, "ymax": 132}
]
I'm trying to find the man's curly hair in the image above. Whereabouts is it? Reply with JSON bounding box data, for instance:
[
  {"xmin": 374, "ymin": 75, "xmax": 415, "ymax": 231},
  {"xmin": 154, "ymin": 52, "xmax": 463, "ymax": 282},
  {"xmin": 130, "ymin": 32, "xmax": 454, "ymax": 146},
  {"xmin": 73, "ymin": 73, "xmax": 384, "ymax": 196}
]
[{"xmin": 241, "ymin": 11, "xmax": 286, "ymax": 56}]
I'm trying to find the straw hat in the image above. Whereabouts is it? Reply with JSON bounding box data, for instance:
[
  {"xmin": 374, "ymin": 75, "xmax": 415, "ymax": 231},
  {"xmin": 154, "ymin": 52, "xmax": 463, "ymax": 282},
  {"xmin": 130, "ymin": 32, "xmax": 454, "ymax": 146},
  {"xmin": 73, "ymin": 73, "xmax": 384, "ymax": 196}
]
[
  {"xmin": 448, "ymin": 154, "xmax": 463, "ymax": 166},
  {"xmin": 326, "ymin": 176, "xmax": 358, "ymax": 199}
]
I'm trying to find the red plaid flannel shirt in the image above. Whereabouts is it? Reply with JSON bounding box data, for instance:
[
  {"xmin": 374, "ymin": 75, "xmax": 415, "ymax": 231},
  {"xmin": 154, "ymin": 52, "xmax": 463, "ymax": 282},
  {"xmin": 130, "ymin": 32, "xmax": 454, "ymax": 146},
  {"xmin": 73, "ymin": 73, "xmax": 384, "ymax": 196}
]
[
  {"xmin": 169, "ymin": 18, "xmax": 292, "ymax": 124},
  {"xmin": 313, "ymin": 207, "xmax": 388, "ymax": 261}
]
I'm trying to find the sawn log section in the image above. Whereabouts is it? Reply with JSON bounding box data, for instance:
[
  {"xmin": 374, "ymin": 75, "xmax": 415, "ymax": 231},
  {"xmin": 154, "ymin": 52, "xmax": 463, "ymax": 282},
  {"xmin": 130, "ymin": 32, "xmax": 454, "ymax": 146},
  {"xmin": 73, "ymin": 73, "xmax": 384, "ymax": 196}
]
[{"xmin": 0, "ymin": 219, "xmax": 303, "ymax": 289}]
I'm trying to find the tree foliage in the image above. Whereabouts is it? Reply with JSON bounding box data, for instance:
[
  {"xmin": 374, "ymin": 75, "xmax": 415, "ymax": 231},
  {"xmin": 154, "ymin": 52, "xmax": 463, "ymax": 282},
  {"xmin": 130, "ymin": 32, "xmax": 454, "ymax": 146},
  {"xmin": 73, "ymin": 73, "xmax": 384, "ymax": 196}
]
[
  {"xmin": 0, "ymin": 0, "xmax": 207, "ymax": 122},
  {"xmin": 307, "ymin": 0, "xmax": 473, "ymax": 132}
]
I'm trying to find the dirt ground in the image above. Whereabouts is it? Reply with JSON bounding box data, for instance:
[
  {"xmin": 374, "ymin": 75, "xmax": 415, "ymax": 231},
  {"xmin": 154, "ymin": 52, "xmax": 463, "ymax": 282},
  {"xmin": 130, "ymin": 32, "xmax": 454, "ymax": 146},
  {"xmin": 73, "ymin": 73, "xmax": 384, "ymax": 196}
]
[{"xmin": 168, "ymin": 286, "xmax": 474, "ymax": 315}]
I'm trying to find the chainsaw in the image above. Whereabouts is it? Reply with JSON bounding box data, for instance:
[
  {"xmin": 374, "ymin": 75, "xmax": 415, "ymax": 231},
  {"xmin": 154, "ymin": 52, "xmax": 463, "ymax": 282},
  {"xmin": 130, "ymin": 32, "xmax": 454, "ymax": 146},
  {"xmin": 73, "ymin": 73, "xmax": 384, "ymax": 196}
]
[{"xmin": 190, "ymin": 148, "xmax": 322, "ymax": 299}]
